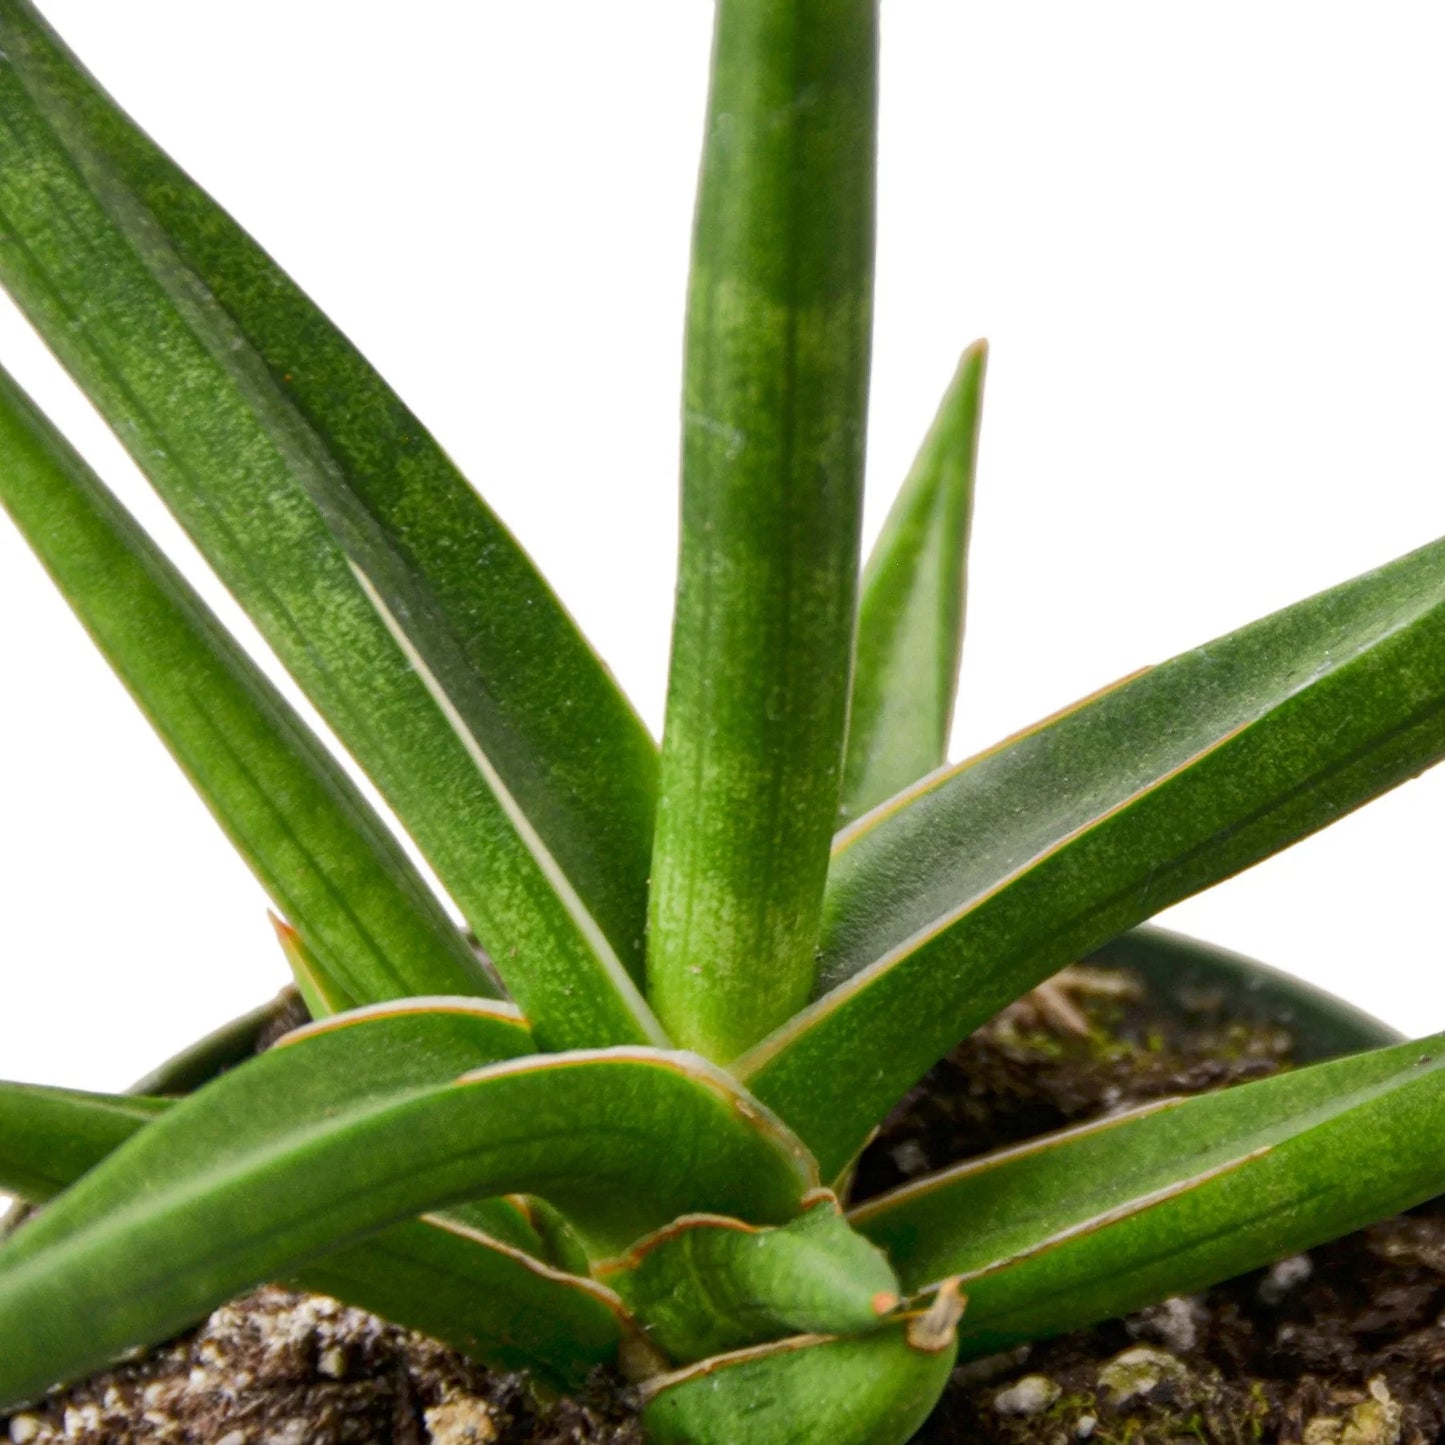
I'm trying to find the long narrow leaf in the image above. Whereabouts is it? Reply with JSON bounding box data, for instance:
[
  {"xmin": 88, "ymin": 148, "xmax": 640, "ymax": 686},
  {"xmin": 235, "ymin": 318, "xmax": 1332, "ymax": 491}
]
[
  {"xmin": 0, "ymin": 1014, "xmax": 815, "ymax": 1408},
  {"xmin": 0, "ymin": 364, "xmax": 492, "ymax": 1007},
  {"xmin": 646, "ymin": 0, "xmax": 879, "ymax": 1059},
  {"xmin": 840, "ymin": 341, "xmax": 987, "ymax": 823},
  {"xmin": 0, "ymin": 0, "xmax": 660, "ymax": 1048},
  {"xmin": 295, "ymin": 1213, "xmax": 630, "ymax": 1387},
  {"xmin": 0, "ymin": 1076, "xmax": 626, "ymax": 1387},
  {"xmin": 740, "ymin": 535, "xmax": 1445, "ymax": 1175},
  {"xmin": 850, "ymin": 1031, "xmax": 1445, "ymax": 1356},
  {"xmin": 0, "ymin": 1083, "xmax": 164, "ymax": 1202}
]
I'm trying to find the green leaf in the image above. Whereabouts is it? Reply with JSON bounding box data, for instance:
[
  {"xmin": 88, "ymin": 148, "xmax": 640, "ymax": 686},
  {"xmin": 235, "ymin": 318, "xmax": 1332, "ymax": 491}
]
[
  {"xmin": 0, "ymin": 0, "xmax": 661, "ymax": 1050},
  {"xmin": 1087, "ymin": 925, "xmax": 1402, "ymax": 1062},
  {"xmin": 840, "ymin": 342, "xmax": 987, "ymax": 824},
  {"xmin": 646, "ymin": 0, "xmax": 879, "ymax": 1060},
  {"xmin": 289, "ymin": 1213, "xmax": 630, "ymax": 1388},
  {"xmin": 639, "ymin": 1286, "xmax": 963, "ymax": 1445},
  {"xmin": 740, "ymin": 534, "xmax": 1445, "ymax": 1175},
  {"xmin": 602, "ymin": 1196, "xmax": 899, "ymax": 1364},
  {"xmin": 0, "ymin": 1083, "xmax": 165, "ymax": 1203},
  {"xmin": 0, "ymin": 364, "xmax": 490, "ymax": 1008},
  {"xmin": 0, "ymin": 1073, "xmax": 626, "ymax": 1387},
  {"xmin": 850, "ymin": 1031, "xmax": 1445, "ymax": 1357},
  {"xmin": 271, "ymin": 915, "xmax": 360, "ymax": 1018},
  {"xmin": 0, "ymin": 1012, "xmax": 815, "ymax": 1408}
]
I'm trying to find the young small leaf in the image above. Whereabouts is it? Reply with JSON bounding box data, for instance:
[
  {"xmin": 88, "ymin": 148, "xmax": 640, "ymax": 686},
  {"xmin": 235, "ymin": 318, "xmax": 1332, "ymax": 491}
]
[
  {"xmin": 841, "ymin": 342, "xmax": 987, "ymax": 823},
  {"xmin": 646, "ymin": 0, "xmax": 879, "ymax": 1059},
  {"xmin": 601, "ymin": 1197, "xmax": 898, "ymax": 1363},
  {"xmin": 740, "ymin": 534, "xmax": 1445, "ymax": 1175}
]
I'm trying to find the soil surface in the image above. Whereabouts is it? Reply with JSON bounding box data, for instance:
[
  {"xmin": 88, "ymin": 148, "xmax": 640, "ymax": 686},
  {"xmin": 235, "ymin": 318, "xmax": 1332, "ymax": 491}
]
[{"xmin": 6, "ymin": 968, "xmax": 1443, "ymax": 1444}]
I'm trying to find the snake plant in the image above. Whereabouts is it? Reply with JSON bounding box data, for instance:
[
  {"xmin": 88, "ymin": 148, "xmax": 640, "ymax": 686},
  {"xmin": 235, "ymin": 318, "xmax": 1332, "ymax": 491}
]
[{"xmin": 2, "ymin": 3, "xmax": 1445, "ymax": 1440}]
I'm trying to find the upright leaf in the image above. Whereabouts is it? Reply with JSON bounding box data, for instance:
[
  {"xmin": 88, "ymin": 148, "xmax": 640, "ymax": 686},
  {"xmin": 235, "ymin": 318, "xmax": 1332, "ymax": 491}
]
[
  {"xmin": 850, "ymin": 1032, "xmax": 1445, "ymax": 1356},
  {"xmin": 739, "ymin": 535, "xmax": 1445, "ymax": 1175},
  {"xmin": 0, "ymin": 1, "xmax": 661, "ymax": 1048},
  {"xmin": 646, "ymin": 0, "xmax": 879, "ymax": 1059},
  {"xmin": 0, "ymin": 365, "xmax": 490, "ymax": 1005},
  {"xmin": 0, "ymin": 1014, "xmax": 815, "ymax": 1408},
  {"xmin": 840, "ymin": 341, "xmax": 987, "ymax": 823}
]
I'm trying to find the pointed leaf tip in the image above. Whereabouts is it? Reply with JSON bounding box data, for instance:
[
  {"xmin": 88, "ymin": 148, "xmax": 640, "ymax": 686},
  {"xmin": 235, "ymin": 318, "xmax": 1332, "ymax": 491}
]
[{"xmin": 841, "ymin": 339, "xmax": 987, "ymax": 824}]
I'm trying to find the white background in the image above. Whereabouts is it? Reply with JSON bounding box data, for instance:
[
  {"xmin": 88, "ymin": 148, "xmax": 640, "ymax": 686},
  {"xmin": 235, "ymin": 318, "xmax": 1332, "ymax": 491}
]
[{"xmin": 3, "ymin": 3, "xmax": 1445, "ymax": 1095}]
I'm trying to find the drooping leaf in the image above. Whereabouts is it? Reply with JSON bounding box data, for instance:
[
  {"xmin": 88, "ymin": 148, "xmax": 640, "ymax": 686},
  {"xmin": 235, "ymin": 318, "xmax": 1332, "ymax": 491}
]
[
  {"xmin": 850, "ymin": 1031, "xmax": 1445, "ymax": 1357},
  {"xmin": 1087, "ymin": 925, "xmax": 1402, "ymax": 1062},
  {"xmin": 646, "ymin": 0, "xmax": 879, "ymax": 1060},
  {"xmin": 840, "ymin": 342, "xmax": 987, "ymax": 824},
  {"xmin": 740, "ymin": 534, "xmax": 1445, "ymax": 1175},
  {"xmin": 0, "ymin": 1072, "xmax": 626, "ymax": 1387},
  {"xmin": 601, "ymin": 1196, "xmax": 898, "ymax": 1363},
  {"xmin": 0, "ymin": 0, "xmax": 662, "ymax": 1050},
  {"xmin": 0, "ymin": 1011, "xmax": 814, "ymax": 1408},
  {"xmin": 0, "ymin": 364, "xmax": 491, "ymax": 1008},
  {"xmin": 639, "ymin": 1284, "xmax": 964, "ymax": 1445}
]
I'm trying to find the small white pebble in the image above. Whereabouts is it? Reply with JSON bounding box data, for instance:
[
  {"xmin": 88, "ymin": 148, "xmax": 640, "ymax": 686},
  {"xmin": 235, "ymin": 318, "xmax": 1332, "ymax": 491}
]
[
  {"xmin": 425, "ymin": 1398, "xmax": 499, "ymax": 1444},
  {"xmin": 1259, "ymin": 1254, "xmax": 1313, "ymax": 1306},
  {"xmin": 1127, "ymin": 1295, "xmax": 1202, "ymax": 1354},
  {"xmin": 317, "ymin": 1346, "xmax": 347, "ymax": 1379},
  {"xmin": 1076, "ymin": 1416, "xmax": 1097, "ymax": 1440},
  {"xmin": 993, "ymin": 1375, "xmax": 1061, "ymax": 1417},
  {"xmin": 8, "ymin": 1415, "xmax": 41, "ymax": 1444},
  {"xmin": 889, "ymin": 1140, "xmax": 929, "ymax": 1177},
  {"xmin": 61, "ymin": 1403, "xmax": 102, "ymax": 1439},
  {"xmin": 1098, "ymin": 1346, "xmax": 1187, "ymax": 1405},
  {"xmin": 215, "ymin": 1431, "xmax": 248, "ymax": 1445}
]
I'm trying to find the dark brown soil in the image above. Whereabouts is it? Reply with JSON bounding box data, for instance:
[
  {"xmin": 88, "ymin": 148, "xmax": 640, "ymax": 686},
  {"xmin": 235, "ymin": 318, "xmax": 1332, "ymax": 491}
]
[{"xmin": 6, "ymin": 969, "xmax": 1443, "ymax": 1443}]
